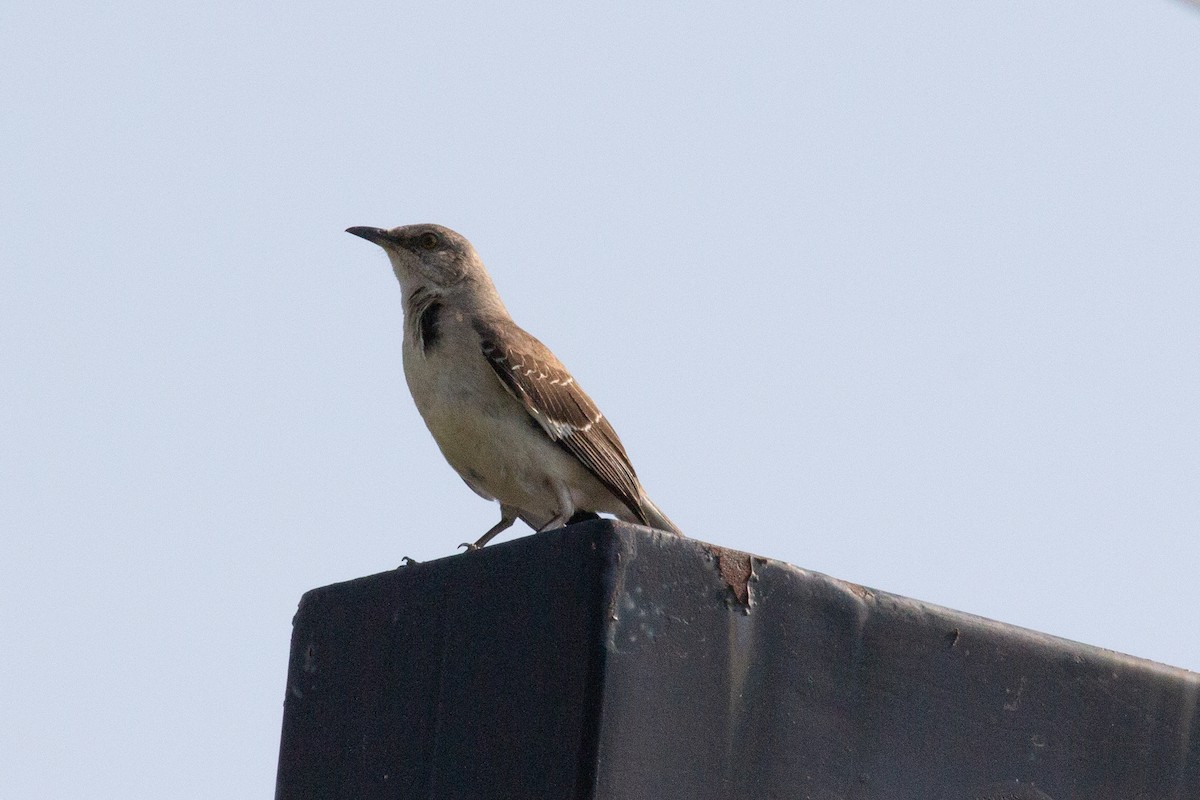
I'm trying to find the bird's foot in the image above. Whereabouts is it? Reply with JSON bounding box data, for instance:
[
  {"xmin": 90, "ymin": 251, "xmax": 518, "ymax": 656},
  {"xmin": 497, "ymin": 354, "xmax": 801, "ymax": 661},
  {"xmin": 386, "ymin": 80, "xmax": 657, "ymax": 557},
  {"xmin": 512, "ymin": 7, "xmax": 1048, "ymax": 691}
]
[
  {"xmin": 458, "ymin": 542, "xmax": 482, "ymax": 552},
  {"xmin": 398, "ymin": 556, "xmax": 421, "ymax": 567}
]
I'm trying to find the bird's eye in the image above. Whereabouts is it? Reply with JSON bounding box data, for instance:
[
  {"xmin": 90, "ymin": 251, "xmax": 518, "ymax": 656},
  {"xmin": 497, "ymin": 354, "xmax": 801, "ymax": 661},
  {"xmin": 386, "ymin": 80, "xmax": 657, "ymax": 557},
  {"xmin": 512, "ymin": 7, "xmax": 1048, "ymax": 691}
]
[{"xmin": 417, "ymin": 231, "xmax": 440, "ymax": 250}]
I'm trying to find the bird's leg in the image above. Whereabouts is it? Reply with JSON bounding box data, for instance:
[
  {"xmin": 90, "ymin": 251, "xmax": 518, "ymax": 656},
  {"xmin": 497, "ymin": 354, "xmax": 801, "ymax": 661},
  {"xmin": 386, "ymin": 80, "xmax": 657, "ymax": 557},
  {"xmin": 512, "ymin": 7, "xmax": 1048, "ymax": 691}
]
[
  {"xmin": 535, "ymin": 482, "xmax": 576, "ymax": 533},
  {"xmin": 461, "ymin": 504, "xmax": 518, "ymax": 551},
  {"xmin": 535, "ymin": 515, "xmax": 567, "ymax": 533}
]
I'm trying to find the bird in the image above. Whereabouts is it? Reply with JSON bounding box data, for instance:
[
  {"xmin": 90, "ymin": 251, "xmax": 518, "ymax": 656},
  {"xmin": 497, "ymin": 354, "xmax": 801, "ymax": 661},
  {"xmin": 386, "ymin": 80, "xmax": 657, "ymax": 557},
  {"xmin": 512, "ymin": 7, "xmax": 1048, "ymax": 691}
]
[{"xmin": 346, "ymin": 223, "xmax": 683, "ymax": 550}]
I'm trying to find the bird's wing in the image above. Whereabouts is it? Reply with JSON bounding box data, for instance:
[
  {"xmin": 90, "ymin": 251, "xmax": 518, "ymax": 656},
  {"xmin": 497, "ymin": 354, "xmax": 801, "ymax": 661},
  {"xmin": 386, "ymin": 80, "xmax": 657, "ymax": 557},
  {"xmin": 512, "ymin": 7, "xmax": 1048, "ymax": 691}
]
[{"xmin": 473, "ymin": 318, "xmax": 647, "ymax": 524}]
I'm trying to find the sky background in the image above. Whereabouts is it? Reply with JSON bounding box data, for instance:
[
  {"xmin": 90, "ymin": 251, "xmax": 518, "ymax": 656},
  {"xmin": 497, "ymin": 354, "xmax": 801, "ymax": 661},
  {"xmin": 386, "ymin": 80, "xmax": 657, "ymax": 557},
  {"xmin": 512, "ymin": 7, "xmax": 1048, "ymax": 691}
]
[{"xmin": 3, "ymin": 1, "xmax": 1199, "ymax": 796}]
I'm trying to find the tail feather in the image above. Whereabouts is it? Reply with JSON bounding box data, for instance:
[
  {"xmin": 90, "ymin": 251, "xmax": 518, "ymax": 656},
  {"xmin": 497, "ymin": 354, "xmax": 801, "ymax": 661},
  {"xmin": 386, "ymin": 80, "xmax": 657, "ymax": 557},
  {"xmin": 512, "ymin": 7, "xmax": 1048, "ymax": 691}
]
[{"xmin": 637, "ymin": 495, "xmax": 684, "ymax": 537}]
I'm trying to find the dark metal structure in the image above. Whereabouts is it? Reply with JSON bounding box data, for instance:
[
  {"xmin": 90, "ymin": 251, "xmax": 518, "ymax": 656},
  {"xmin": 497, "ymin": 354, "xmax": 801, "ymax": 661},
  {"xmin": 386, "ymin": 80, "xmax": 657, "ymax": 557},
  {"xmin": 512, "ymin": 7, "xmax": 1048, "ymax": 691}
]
[{"xmin": 275, "ymin": 520, "xmax": 1199, "ymax": 800}]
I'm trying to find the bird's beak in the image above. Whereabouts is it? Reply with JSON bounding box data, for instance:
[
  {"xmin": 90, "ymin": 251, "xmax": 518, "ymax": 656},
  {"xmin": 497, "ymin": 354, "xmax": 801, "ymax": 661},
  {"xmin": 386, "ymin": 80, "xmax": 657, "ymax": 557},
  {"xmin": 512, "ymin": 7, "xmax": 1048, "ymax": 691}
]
[{"xmin": 346, "ymin": 226, "xmax": 392, "ymax": 246}]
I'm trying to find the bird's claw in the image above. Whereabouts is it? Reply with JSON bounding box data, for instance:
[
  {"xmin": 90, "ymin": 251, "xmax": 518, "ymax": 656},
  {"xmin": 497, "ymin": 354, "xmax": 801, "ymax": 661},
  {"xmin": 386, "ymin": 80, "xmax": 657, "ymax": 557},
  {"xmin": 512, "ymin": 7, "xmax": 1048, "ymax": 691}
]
[
  {"xmin": 458, "ymin": 542, "xmax": 482, "ymax": 552},
  {"xmin": 399, "ymin": 556, "xmax": 420, "ymax": 567}
]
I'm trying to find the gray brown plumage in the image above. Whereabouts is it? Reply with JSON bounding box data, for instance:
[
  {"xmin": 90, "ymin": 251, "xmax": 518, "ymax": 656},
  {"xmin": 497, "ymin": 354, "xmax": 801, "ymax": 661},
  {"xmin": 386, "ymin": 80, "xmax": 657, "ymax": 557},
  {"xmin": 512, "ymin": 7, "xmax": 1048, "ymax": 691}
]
[{"xmin": 346, "ymin": 222, "xmax": 682, "ymax": 549}]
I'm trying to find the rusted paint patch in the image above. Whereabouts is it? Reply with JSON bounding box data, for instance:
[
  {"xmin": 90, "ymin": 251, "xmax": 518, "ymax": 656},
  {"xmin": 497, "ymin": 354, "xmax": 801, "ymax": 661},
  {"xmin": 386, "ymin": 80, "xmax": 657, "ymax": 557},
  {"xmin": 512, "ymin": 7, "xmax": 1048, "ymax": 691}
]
[
  {"xmin": 842, "ymin": 580, "xmax": 872, "ymax": 602},
  {"xmin": 704, "ymin": 544, "xmax": 753, "ymax": 607}
]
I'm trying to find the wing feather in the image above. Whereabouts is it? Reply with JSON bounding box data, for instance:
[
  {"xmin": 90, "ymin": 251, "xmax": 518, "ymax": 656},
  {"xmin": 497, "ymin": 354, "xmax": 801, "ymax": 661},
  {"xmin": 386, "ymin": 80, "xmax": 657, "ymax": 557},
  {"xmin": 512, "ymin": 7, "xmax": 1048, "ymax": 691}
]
[{"xmin": 474, "ymin": 318, "xmax": 647, "ymax": 523}]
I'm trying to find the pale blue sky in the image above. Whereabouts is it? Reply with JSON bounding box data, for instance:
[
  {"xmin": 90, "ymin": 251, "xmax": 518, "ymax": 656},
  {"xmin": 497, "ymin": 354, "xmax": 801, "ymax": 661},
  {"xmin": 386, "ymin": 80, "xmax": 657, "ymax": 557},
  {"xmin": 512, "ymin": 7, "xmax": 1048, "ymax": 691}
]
[{"xmin": 3, "ymin": 2, "xmax": 1199, "ymax": 797}]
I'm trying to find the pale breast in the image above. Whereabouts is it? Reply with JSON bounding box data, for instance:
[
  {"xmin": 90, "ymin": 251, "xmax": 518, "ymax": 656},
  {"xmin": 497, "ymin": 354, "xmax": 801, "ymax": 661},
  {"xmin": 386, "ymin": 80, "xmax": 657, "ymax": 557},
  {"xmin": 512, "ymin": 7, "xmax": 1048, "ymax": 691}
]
[
  {"xmin": 401, "ymin": 314, "xmax": 550, "ymax": 510},
  {"xmin": 400, "ymin": 309, "xmax": 631, "ymax": 524}
]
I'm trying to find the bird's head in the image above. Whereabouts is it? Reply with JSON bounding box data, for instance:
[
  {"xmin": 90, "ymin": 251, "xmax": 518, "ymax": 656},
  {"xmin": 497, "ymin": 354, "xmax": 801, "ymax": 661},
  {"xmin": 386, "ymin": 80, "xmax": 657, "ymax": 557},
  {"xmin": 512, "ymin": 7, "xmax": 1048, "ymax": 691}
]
[{"xmin": 346, "ymin": 223, "xmax": 482, "ymax": 293}]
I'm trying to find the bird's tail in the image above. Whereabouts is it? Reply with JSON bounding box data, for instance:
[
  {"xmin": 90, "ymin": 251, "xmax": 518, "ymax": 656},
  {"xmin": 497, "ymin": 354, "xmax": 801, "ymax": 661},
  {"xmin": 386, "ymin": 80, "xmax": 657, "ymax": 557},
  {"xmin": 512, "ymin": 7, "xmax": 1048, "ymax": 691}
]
[{"xmin": 638, "ymin": 495, "xmax": 685, "ymax": 537}]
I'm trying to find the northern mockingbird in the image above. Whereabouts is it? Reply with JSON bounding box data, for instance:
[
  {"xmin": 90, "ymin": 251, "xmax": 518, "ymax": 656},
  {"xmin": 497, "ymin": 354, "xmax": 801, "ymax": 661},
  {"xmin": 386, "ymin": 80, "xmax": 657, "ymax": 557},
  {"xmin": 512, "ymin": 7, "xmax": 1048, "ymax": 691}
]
[{"xmin": 347, "ymin": 223, "xmax": 683, "ymax": 549}]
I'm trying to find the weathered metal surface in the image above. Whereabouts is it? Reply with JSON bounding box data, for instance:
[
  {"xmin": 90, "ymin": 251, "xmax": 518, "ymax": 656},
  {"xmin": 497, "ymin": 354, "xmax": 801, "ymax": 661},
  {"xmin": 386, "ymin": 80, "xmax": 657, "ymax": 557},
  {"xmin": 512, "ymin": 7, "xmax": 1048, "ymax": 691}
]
[
  {"xmin": 275, "ymin": 530, "xmax": 607, "ymax": 800},
  {"xmin": 275, "ymin": 521, "xmax": 1200, "ymax": 800}
]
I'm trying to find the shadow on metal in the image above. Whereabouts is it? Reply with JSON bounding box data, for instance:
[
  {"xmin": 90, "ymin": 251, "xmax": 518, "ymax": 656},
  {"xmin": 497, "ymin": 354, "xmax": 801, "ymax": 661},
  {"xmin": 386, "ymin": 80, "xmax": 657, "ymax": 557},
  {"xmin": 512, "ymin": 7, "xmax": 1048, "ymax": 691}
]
[{"xmin": 275, "ymin": 520, "xmax": 1200, "ymax": 800}]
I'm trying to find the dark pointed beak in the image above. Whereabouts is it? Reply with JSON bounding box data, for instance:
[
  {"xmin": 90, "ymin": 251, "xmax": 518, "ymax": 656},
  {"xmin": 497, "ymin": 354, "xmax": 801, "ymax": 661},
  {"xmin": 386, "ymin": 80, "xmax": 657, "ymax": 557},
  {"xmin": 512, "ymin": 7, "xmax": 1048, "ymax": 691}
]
[{"xmin": 346, "ymin": 226, "xmax": 392, "ymax": 245}]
